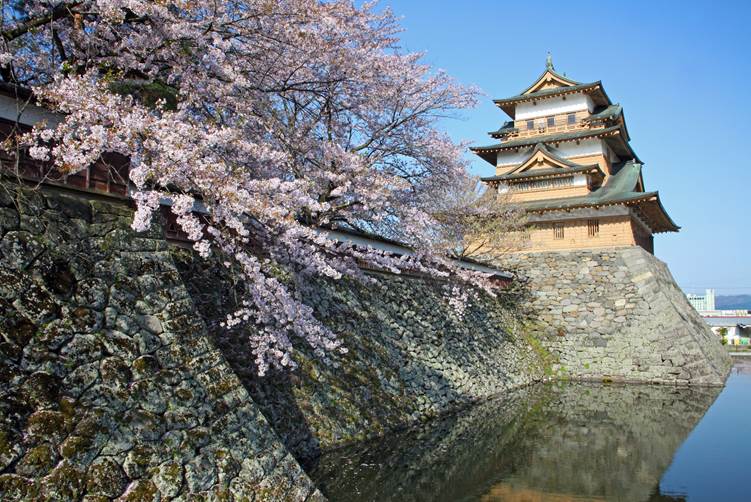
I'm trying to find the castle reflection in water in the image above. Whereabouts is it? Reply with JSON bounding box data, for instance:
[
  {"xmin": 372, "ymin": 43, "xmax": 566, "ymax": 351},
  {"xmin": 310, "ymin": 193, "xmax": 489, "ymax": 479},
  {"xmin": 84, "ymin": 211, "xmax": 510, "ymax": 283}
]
[{"xmin": 308, "ymin": 380, "xmax": 723, "ymax": 502}]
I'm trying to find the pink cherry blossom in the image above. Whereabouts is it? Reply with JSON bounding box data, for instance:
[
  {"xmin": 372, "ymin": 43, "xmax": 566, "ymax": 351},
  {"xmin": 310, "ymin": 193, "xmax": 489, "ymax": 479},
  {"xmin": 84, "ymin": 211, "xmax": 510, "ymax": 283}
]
[{"xmin": 2, "ymin": 0, "xmax": 517, "ymax": 375}]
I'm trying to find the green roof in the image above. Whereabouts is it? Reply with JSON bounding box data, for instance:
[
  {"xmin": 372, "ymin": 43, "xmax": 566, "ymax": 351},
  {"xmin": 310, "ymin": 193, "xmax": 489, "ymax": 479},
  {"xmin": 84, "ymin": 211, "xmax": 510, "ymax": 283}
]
[
  {"xmin": 493, "ymin": 81, "xmax": 612, "ymax": 118},
  {"xmin": 470, "ymin": 125, "xmax": 640, "ymax": 165},
  {"xmin": 488, "ymin": 121, "xmax": 518, "ymax": 137},
  {"xmin": 472, "ymin": 125, "xmax": 621, "ymax": 152},
  {"xmin": 495, "ymin": 82, "xmax": 599, "ymax": 105},
  {"xmin": 519, "ymin": 67, "xmax": 583, "ymax": 95},
  {"xmin": 515, "ymin": 160, "xmax": 679, "ymax": 232},
  {"xmin": 481, "ymin": 164, "xmax": 603, "ymax": 183},
  {"xmin": 584, "ymin": 104, "xmax": 622, "ymax": 122}
]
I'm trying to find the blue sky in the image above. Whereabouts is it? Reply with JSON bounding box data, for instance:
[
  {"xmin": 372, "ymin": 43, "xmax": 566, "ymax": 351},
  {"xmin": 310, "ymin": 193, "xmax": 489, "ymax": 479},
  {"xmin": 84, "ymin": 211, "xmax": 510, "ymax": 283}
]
[{"xmin": 382, "ymin": 0, "xmax": 751, "ymax": 296}]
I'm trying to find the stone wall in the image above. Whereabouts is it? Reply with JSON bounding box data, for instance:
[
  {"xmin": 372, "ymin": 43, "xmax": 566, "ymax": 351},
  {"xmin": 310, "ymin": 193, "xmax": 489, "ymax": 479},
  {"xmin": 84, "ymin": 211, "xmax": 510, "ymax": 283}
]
[
  {"xmin": 504, "ymin": 247, "xmax": 732, "ymax": 385},
  {"xmin": 0, "ymin": 185, "xmax": 732, "ymax": 500},
  {"xmin": 173, "ymin": 253, "xmax": 549, "ymax": 461},
  {"xmin": 0, "ymin": 188, "xmax": 323, "ymax": 501}
]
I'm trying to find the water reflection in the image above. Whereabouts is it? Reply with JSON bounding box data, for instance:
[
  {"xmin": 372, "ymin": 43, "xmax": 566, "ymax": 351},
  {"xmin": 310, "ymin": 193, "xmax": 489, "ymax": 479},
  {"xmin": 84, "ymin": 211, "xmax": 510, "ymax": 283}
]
[
  {"xmin": 309, "ymin": 381, "xmax": 721, "ymax": 502},
  {"xmin": 657, "ymin": 357, "xmax": 751, "ymax": 501}
]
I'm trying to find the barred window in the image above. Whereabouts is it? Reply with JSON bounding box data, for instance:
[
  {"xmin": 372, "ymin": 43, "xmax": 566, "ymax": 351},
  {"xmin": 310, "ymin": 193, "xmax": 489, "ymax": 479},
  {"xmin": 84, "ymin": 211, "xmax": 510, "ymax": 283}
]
[
  {"xmin": 527, "ymin": 120, "xmax": 534, "ymax": 130},
  {"xmin": 588, "ymin": 219, "xmax": 600, "ymax": 237},
  {"xmin": 567, "ymin": 113, "xmax": 576, "ymax": 125},
  {"xmin": 554, "ymin": 223, "xmax": 565, "ymax": 240},
  {"xmin": 547, "ymin": 116, "xmax": 555, "ymax": 127},
  {"xmin": 510, "ymin": 176, "xmax": 574, "ymax": 192}
]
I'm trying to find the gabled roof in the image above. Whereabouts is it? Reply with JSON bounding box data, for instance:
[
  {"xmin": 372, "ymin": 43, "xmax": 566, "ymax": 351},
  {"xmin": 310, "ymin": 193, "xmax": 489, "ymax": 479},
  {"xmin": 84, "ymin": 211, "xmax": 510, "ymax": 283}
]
[
  {"xmin": 506, "ymin": 143, "xmax": 581, "ymax": 174},
  {"xmin": 517, "ymin": 161, "xmax": 679, "ymax": 233},
  {"xmin": 481, "ymin": 164, "xmax": 603, "ymax": 183},
  {"xmin": 521, "ymin": 67, "xmax": 582, "ymax": 95},
  {"xmin": 481, "ymin": 143, "xmax": 604, "ymax": 183},
  {"xmin": 470, "ymin": 125, "xmax": 640, "ymax": 165}
]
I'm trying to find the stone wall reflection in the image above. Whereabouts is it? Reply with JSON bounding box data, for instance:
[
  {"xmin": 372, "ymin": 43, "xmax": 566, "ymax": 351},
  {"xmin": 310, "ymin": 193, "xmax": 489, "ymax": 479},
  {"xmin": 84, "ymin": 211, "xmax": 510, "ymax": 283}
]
[{"xmin": 309, "ymin": 382, "xmax": 720, "ymax": 502}]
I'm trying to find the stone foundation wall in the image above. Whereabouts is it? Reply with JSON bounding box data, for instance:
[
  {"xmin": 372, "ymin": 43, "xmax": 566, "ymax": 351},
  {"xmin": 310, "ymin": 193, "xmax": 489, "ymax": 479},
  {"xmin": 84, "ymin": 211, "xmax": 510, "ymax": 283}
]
[
  {"xmin": 504, "ymin": 247, "xmax": 732, "ymax": 385},
  {"xmin": 173, "ymin": 253, "xmax": 549, "ymax": 461},
  {"xmin": 0, "ymin": 186, "xmax": 731, "ymax": 500},
  {"xmin": 0, "ymin": 187, "xmax": 549, "ymax": 498},
  {"xmin": 0, "ymin": 188, "xmax": 322, "ymax": 501}
]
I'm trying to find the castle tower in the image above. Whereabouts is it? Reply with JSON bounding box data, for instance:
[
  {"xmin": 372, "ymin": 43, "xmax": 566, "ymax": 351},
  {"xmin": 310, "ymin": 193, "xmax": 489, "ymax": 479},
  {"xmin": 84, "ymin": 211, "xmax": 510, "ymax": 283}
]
[{"xmin": 471, "ymin": 55, "xmax": 678, "ymax": 253}]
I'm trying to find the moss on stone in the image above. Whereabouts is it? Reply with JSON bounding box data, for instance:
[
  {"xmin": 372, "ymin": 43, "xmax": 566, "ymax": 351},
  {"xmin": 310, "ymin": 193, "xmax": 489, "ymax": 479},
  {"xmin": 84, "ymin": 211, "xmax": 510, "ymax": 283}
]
[
  {"xmin": 0, "ymin": 429, "xmax": 13, "ymax": 459},
  {"xmin": 59, "ymin": 435, "xmax": 92, "ymax": 460},
  {"xmin": 26, "ymin": 410, "xmax": 68, "ymax": 442},
  {"xmin": 16, "ymin": 443, "xmax": 57, "ymax": 476},
  {"xmin": 86, "ymin": 458, "xmax": 127, "ymax": 498},
  {"xmin": 41, "ymin": 461, "xmax": 86, "ymax": 501},
  {"xmin": 521, "ymin": 324, "xmax": 557, "ymax": 378},
  {"xmin": 121, "ymin": 479, "xmax": 160, "ymax": 502},
  {"xmin": 0, "ymin": 473, "xmax": 35, "ymax": 500}
]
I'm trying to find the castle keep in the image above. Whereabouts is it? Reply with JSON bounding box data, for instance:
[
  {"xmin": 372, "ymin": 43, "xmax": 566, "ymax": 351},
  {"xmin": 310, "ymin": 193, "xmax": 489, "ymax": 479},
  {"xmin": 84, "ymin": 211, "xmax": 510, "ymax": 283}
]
[{"xmin": 471, "ymin": 56, "xmax": 678, "ymax": 253}]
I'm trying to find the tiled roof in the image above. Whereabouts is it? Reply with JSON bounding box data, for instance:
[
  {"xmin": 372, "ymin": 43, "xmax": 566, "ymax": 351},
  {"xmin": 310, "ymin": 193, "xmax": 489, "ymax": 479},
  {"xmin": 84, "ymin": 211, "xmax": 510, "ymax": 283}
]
[
  {"xmin": 493, "ymin": 81, "xmax": 612, "ymax": 117},
  {"xmin": 481, "ymin": 164, "xmax": 602, "ymax": 183},
  {"xmin": 471, "ymin": 125, "xmax": 622, "ymax": 152},
  {"xmin": 515, "ymin": 161, "xmax": 679, "ymax": 232}
]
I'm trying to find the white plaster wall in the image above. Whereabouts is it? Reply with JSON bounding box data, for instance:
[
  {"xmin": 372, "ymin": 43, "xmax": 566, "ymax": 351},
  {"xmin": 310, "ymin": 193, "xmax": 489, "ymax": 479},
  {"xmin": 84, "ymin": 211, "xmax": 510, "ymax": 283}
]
[
  {"xmin": 495, "ymin": 138, "xmax": 608, "ymax": 167},
  {"xmin": 516, "ymin": 94, "xmax": 593, "ymax": 121},
  {"xmin": 572, "ymin": 174, "xmax": 587, "ymax": 186},
  {"xmin": 553, "ymin": 138, "xmax": 606, "ymax": 159},
  {"xmin": 496, "ymin": 148, "xmax": 532, "ymax": 167},
  {"xmin": 0, "ymin": 94, "xmax": 61, "ymax": 127}
]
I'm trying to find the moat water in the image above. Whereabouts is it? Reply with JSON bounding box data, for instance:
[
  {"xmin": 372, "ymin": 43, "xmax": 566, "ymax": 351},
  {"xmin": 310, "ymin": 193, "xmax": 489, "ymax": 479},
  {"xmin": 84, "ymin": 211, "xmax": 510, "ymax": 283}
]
[{"xmin": 309, "ymin": 358, "xmax": 751, "ymax": 502}]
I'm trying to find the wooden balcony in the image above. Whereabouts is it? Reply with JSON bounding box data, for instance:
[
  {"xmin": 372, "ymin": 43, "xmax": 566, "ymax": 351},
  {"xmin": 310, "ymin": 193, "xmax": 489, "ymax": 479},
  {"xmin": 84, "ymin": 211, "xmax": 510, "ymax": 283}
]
[{"xmin": 510, "ymin": 110, "xmax": 592, "ymax": 139}]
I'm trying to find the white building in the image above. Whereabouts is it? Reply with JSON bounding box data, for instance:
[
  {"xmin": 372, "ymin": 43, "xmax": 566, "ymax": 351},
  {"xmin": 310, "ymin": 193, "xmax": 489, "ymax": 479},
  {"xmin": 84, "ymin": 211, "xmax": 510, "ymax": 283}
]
[{"xmin": 687, "ymin": 289, "xmax": 715, "ymax": 312}]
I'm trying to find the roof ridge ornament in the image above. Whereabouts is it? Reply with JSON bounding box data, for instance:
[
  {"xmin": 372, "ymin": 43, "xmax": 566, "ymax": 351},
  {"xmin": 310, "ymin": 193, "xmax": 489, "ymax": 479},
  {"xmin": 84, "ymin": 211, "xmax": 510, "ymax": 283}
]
[{"xmin": 546, "ymin": 51, "xmax": 554, "ymax": 71}]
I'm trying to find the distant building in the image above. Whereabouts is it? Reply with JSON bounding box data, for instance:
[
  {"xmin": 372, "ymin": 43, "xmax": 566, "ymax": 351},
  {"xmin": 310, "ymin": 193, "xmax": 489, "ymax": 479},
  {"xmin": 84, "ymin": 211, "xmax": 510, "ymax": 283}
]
[
  {"xmin": 703, "ymin": 316, "xmax": 751, "ymax": 345},
  {"xmin": 687, "ymin": 289, "xmax": 715, "ymax": 312}
]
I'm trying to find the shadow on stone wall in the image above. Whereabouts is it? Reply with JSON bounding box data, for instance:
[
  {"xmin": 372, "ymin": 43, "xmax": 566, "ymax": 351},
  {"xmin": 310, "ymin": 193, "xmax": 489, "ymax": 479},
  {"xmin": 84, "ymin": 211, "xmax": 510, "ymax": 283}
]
[
  {"xmin": 172, "ymin": 250, "xmax": 547, "ymax": 462},
  {"xmin": 308, "ymin": 381, "xmax": 720, "ymax": 502}
]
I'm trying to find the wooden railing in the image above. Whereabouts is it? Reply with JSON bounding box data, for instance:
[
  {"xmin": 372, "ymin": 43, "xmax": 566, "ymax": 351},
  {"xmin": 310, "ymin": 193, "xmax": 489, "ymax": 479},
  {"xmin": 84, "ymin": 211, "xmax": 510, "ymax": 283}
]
[{"xmin": 509, "ymin": 110, "xmax": 592, "ymax": 139}]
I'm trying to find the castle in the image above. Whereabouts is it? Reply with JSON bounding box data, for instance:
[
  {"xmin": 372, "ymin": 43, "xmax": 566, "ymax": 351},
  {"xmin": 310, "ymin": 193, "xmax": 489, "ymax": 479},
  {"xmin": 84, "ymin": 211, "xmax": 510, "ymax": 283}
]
[{"xmin": 471, "ymin": 55, "xmax": 678, "ymax": 253}]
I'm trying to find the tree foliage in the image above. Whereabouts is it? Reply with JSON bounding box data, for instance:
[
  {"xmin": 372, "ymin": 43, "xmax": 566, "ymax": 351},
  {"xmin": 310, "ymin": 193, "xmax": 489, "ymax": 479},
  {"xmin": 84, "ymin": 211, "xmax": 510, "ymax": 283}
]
[{"xmin": 2, "ymin": 0, "xmax": 524, "ymax": 374}]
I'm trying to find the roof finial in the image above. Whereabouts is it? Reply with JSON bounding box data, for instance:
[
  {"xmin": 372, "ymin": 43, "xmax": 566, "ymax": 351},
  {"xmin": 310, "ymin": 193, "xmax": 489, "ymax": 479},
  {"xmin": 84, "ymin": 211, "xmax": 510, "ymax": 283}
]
[{"xmin": 546, "ymin": 51, "xmax": 554, "ymax": 71}]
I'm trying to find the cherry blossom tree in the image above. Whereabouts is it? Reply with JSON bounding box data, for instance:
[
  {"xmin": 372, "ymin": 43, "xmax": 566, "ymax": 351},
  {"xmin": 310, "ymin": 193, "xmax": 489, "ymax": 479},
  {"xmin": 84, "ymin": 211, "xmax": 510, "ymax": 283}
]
[{"xmin": 1, "ymin": 0, "xmax": 521, "ymax": 374}]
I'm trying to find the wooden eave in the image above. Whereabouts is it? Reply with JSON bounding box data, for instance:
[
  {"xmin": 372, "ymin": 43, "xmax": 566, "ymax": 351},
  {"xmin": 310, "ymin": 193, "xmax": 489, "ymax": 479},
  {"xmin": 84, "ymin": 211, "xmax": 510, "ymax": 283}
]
[
  {"xmin": 482, "ymin": 164, "xmax": 605, "ymax": 185},
  {"xmin": 493, "ymin": 82, "xmax": 611, "ymax": 118},
  {"xmin": 522, "ymin": 69, "xmax": 581, "ymax": 95},
  {"xmin": 524, "ymin": 193, "xmax": 679, "ymax": 233},
  {"xmin": 471, "ymin": 124, "xmax": 639, "ymax": 164},
  {"xmin": 509, "ymin": 143, "xmax": 580, "ymax": 174}
]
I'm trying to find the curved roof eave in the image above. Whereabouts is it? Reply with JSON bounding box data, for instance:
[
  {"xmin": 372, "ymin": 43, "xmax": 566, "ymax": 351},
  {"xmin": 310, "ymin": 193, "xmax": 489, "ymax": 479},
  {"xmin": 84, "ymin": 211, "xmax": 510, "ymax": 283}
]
[
  {"xmin": 493, "ymin": 81, "xmax": 611, "ymax": 118},
  {"xmin": 481, "ymin": 164, "xmax": 603, "ymax": 183},
  {"xmin": 470, "ymin": 125, "xmax": 624, "ymax": 154}
]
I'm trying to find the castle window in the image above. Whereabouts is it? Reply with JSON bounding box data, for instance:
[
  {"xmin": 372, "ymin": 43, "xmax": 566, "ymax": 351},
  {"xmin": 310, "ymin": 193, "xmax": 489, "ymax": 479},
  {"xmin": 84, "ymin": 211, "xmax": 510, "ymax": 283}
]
[
  {"xmin": 547, "ymin": 116, "xmax": 555, "ymax": 127},
  {"xmin": 554, "ymin": 223, "xmax": 565, "ymax": 240},
  {"xmin": 567, "ymin": 113, "xmax": 576, "ymax": 125},
  {"xmin": 587, "ymin": 219, "xmax": 600, "ymax": 237},
  {"xmin": 526, "ymin": 120, "xmax": 534, "ymax": 130},
  {"xmin": 510, "ymin": 176, "xmax": 574, "ymax": 192}
]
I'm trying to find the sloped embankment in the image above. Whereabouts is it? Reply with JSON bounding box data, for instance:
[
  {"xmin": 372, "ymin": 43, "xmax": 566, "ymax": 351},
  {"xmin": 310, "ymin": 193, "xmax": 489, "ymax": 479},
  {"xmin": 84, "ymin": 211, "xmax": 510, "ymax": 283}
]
[
  {"xmin": 504, "ymin": 248, "xmax": 731, "ymax": 385},
  {"xmin": 173, "ymin": 250, "xmax": 548, "ymax": 462},
  {"xmin": 0, "ymin": 188, "xmax": 323, "ymax": 501}
]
